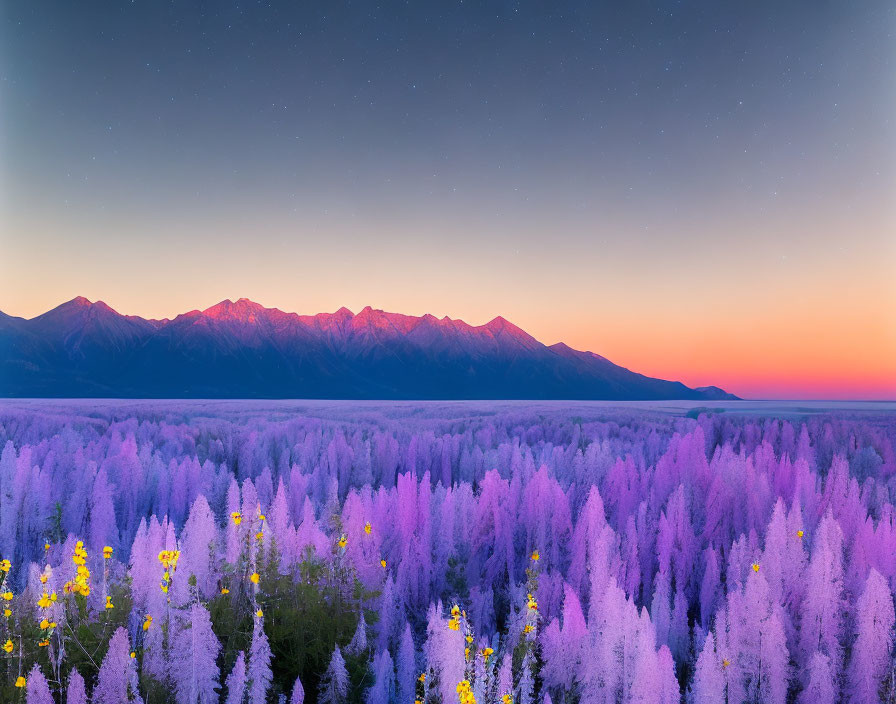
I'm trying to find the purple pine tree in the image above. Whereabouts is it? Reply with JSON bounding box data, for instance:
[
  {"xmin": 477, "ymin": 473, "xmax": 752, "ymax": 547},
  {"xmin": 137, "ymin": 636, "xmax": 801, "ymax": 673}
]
[
  {"xmin": 318, "ymin": 645, "xmax": 349, "ymax": 704},
  {"xmin": 170, "ymin": 603, "xmax": 222, "ymax": 704},
  {"xmin": 67, "ymin": 669, "xmax": 88, "ymax": 704},
  {"xmin": 224, "ymin": 652, "xmax": 247, "ymax": 704},
  {"xmin": 247, "ymin": 618, "xmax": 273, "ymax": 704},
  {"xmin": 847, "ymin": 569, "xmax": 895, "ymax": 704},
  {"xmin": 26, "ymin": 663, "xmax": 54, "ymax": 704}
]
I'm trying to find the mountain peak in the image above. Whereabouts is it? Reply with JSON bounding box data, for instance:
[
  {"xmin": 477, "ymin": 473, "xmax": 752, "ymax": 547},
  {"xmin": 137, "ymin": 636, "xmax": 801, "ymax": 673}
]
[{"xmin": 202, "ymin": 298, "xmax": 267, "ymax": 322}]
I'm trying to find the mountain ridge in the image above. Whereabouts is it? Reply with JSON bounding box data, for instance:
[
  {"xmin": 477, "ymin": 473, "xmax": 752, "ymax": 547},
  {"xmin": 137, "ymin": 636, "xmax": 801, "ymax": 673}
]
[{"xmin": 0, "ymin": 297, "xmax": 740, "ymax": 400}]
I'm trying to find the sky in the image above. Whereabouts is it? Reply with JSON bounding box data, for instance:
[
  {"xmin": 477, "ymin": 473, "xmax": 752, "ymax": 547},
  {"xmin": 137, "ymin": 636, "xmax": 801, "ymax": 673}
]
[{"xmin": 1, "ymin": 1, "xmax": 894, "ymax": 400}]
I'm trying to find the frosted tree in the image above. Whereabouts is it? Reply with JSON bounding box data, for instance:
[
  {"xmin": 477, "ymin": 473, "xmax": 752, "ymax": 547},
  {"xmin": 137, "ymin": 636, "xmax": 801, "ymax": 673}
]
[
  {"xmin": 26, "ymin": 663, "xmax": 54, "ymax": 704},
  {"xmin": 690, "ymin": 631, "xmax": 725, "ymax": 704},
  {"xmin": 366, "ymin": 649, "xmax": 395, "ymax": 704},
  {"xmin": 93, "ymin": 627, "xmax": 143, "ymax": 704},
  {"xmin": 798, "ymin": 652, "xmax": 836, "ymax": 704},
  {"xmin": 67, "ymin": 669, "xmax": 88, "ymax": 704},
  {"xmin": 396, "ymin": 623, "xmax": 417, "ymax": 704},
  {"xmin": 289, "ymin": 676, "xmax": 305, "ymax": 704},
  {"xmin": 170, "ymin": 603, "xmax": 222, "ymax": 704},
  {"xmin": 799, "ymin": 512, "xmax": 845, "ymax": 677},
  {"xmin": 248, "ymin": 618, "xmax": 273, "ymax": 704},
  {"xmin": 318, "ymin": 645, "xmax": 349, "ymax": 704},
  {"xmin": 345, "ymin": 612, "xmax": 369, "ymax": 656},
  {"xmin": 847, "ymin": 569, "xmax": 895, "ymax": 704},
  {"xmin": 224, "ymin": 652, "xmax": 247, "ymax": 704}
]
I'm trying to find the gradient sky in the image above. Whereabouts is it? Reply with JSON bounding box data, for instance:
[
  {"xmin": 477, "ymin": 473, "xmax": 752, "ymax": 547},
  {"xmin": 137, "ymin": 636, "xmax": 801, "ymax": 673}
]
[{"xmin": 2, "ymin": 1, "xmax": 894, "ymax": 400}]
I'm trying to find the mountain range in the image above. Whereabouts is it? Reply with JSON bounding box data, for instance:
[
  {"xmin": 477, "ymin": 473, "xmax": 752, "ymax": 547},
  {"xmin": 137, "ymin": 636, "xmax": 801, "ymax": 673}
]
[{"xmin": 0, "ymin": 297, "xmax": 738, "ymax": 400}]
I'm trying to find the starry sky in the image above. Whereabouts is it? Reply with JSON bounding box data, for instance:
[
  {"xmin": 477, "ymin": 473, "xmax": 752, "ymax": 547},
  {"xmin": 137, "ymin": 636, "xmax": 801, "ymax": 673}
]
[{"xmin": 1, "ymin": 1, "xmax": 894, "ymax": 399}]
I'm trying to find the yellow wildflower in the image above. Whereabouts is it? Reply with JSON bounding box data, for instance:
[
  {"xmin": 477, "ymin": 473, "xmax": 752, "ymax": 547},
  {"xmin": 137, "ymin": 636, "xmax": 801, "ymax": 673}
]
[
  {"xmin": 231, "ymin": 511, "xmax": 242, "ymax": 526},
  {"xmin": 250, "ymin": 572, "xmax": 260, "ymax": 584},
  {"xmin": 39, "ymin": 618, "xmax": 50, "ymax": 629},
  {"xmin": 1, "ymin": 591, "xmax": 12, "ymax": 601},
  {"xmin": 364, "ymin": 522, "xmax": 372, "ymax": 535},
  {"xmin": 3, "ymin": 609, "xmax": 10, "ymax": 617},
  {"xmin": 103, "ymin": 546, "xmax": 113, "ymax": 559},
  {"xmin": 221, "ymin": 587, "xmax": 230, "ymax": 595},
  {"xmin": 2, "ymin": 639, "xmax": 12, "ymax": 653},
  {"xmin": 256, "ymin": 608, "xmax": 263, "ymax": 618},
  {"xmin": 418, "ymin": 673, "xmax": 426, "ymax": 683},
  {"xmin": 531, "ymin": 550, "xmax": 540, "ymax": 561},
  {"xmin": 752, "ymin": 563, "xmax": 760, "ymax": 573},
  {"xmin": 40, "ymin": 574, "xmax": 48, "ymax": 584},
  {"xmin": 722, "ymin": 658, "xmax": 731, "ymax": 668},
  {"xmin": 380, "ymin": 559, "xmax": 387, "ymax": 568},
  {"xmin": 15, "ymin": 676, "xmax": 26, "ymax": 688},
  {"xmin": 105, "ymin": 596, "xmax": 114, "ymax": 609},
  {"xmin": 338, "ymin": 535, "xmax": 347, "ymax": 549},
  {"xmin": 255, "ymin": 531, "xmax": 264, "ymax": 541},
  {"xmin": 797, "ymin": 530, "xmax": 804, "ymax": 539},
  {"xmin": 482, "ymin": 646, "xmax": 494, "ymax": 660},
  {"xmin": 503, "ymin": 695, "xmax": 514, "ymax": 704},
  {"xmin": 0, "ymin": 559, "xmax": 11, "ymax": 572},
  {"xmin": 143, "ymin": 615, "xmax": 153, "ymax": 631},
  {"xmin": 130, "ymin": 651, "xmax": 136, "ymax": 659}
]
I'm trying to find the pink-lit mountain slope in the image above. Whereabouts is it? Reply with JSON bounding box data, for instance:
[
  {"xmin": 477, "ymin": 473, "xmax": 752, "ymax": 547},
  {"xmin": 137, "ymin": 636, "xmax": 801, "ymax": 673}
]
[{"xmin": 0, "ymin": 298, "xmax": 737, "ymax": 400}]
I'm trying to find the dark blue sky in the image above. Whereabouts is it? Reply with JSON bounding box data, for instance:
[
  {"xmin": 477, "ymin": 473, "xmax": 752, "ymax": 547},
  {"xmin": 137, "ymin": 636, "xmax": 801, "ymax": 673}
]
[{"xmin": 2, "ymin": 1, "xmax": 894, "ymax": 398}]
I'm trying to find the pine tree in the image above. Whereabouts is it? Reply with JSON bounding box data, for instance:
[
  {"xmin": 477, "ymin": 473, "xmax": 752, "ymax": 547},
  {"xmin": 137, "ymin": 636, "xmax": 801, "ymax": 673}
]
[
  {"xmin": 366, "ymin": 649, "xmax": 395, "ymax": 704},
  {"xmin": 847, "ymin": 569, "xmax": 895, "ymax": 704},
  {"xmin": 93, "ymin": 627, "xmax": 142, "ymax": 704},
  {"xmin": 289, "ymin": 676, "xmax": 304, "ymax": 704},
  {"xmin": 318, "ymin": 645, "xmax": 349, "ymax": 704},
  {"xmin": 26, "ymin": 663, "xmax": 54, "ymax": 704},
  {"xmin": 66, "ymin": 669, "xmax": 88, "ymax": 704},
  {"xmin": 248, "ymin": 618, "xmax": 273, "ymax": 704},
  {"xmin": 170, "ymin": 603, "xmax": 222, "ymax": 704},
  {"xmin": 224, "ymin": 652, "xmax": 247, "ymax": 704},
  {"xmin": 798, "ymin": 652, "xmax": 836, "ymax": 704},
  {"xmin": 690, "ymin": 632, "xmax": 724, "ymax": 704},
  {"xmin": 396, "ymin": 623, "xmax": 417, "ymax": 704}
]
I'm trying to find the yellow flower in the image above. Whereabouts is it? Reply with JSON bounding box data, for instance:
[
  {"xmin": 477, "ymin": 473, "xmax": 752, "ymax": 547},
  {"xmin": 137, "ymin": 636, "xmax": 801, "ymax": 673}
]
[
  {"xmin": 466, "ymin": 634, "xmax": 473, "ymax": 643},
  {"xmin": 797, "ymin": 529, "xmax": 804, "ymax": 539},
  {"xmin": 103, "ymin": 546, "xmax": 113, "ymax": 559},
  {"xmin": 105, "ymin": 596, "xmax": 114, "ymax": 609},
  {"xmin": 418, "ymin": 673, "xmax": 426, "ymax": 683},
  {"xmin": 465, "ymin": 647, "xmax": 470, "ymax": 659},
  {"xmin": 481, "ymin": 646, "xmax": 494, "ymax": 660},
  {"xmin": 231, "ymin": 511, "xmax": 242, "ymax": 526},
  {"xmin": 338, "ymin": 535, "xmax": 347, "ymax": 549},
  {"xmin": 380, "ymin": 559, "xmax": 387, "ymax": 568},
  {"xmin": 451, "ymin": 604, "xmax": 461, "ymax": 617},
  {"xmin": 2, "ymin": 639, "xmax": 12, "ymax": 653},
  {"xmin": 0, "ymin": 559, "xmax": 10, "ymax": 572},
  {"xmin": 221, "ymin": 587, "xmax": 230, "ymax": 595},
  {"xmin": 530, "ymin": 550, "xmax": 540, "ymax": 561},
  {"xmin": 447, "ymin": 617, "xmax": 460, "ymax": 631},
  {"xmin": 751, "ymin": 563, "xmax": 760, "ymax": 573},
  {"xmin": 526, "ymin": 594, "xmax": 538, "ymax": 611},
  {"xmin": 130, "ymin": 651, "xmax": 136, "ymax": 659},
  {"xmin": 39, "ymin": 618, "xmax": 50, "ymax": 629},
  {"xmin": 364, "ymin": 522, "xmax": 372, "ymax": 535},
  {"xmin": 2, "ymin": 591, "xmax": 13, "ymax": 601},
  {"xmin": 40, "ymin": 574, "xmax": 48, "ymax": 584},
  {"xmin": 15, "ymin": 676, "xmax": 26, "ymax": 688},
  {"xmin": 256, "ymin": 608, "xmax": 263, "ymax": 618},
  {"xmin": 503, "ymin": 695, "xmax": 514, "ymax": 704},
  {"xmin": 37, "ymin": 592, "xmax": 53, "ymax": 609},
  {"xmin": 44, "ymin": 543, "xmax": 50, "ymax": 551},
  {"xmin": 38, "ymin": 639, "xmax": 49, "ymax": 647},
  {"xmin": 255, "ymin": 531, "xmax": 264, "ymax": 541},
  {"xmin": 143, "ymin": 615, "xmax": 153, "ymax": 631},
  {"xmin": 258, "ymin": 514, "xmax": 266, "ymax": 522},
  {"xmin": 3, "ymin": 609, "xmax": 10, "ymax": 617},
  {"xmin": 523, "ymin": 624, "xmax": 533, "ymax": 634},
  {"xmin": 722, "ymin": 658, "xmax": 731, "ymax": 668},
  {"xmin": 250, "ymin": 572, "xmax": 260, "ymax": 584}
]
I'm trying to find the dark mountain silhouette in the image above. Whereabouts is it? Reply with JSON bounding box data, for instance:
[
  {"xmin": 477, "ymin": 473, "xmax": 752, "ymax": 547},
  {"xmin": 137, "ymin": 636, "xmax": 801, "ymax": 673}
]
[{"xmin": 0, "ymin": 297, "xmax": 739, "ymax": 400}]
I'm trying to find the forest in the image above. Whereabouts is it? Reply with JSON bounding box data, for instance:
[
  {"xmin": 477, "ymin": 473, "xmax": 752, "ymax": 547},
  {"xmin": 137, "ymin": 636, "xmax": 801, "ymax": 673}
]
[{"xmin": 0, "ymin": 400, "xmax": 894, "ymax": 703}]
